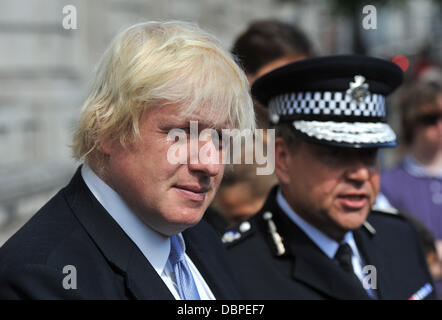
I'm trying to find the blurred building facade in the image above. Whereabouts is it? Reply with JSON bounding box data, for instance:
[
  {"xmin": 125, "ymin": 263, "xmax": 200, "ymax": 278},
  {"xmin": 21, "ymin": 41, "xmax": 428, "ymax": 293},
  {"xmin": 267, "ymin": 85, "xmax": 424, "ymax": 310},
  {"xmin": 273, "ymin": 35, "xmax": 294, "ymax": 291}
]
[{"xmin": 0, "ymin": 0, "xmax": 441, "ymax": 244}]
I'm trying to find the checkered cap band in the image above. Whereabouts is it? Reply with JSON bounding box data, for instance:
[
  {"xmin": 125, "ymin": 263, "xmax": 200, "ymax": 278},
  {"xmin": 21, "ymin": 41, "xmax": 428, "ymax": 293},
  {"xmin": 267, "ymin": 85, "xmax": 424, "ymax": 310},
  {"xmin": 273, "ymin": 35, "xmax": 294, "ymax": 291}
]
[
  {"xmin": 293, "ymin": 120, "xmax": 396, "ymax": 145},
  {"xmin": 268, "ymin": 91, "xmax": 386, "ymax": 120}
]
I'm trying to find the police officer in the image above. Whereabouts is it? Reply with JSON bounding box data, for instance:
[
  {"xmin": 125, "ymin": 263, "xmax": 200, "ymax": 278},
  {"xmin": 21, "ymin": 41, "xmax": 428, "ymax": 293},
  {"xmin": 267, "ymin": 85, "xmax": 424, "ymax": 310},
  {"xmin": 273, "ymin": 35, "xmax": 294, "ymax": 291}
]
[{"xmin": 225, "ymin": 55, "xmax": 437, "ymax": 300}]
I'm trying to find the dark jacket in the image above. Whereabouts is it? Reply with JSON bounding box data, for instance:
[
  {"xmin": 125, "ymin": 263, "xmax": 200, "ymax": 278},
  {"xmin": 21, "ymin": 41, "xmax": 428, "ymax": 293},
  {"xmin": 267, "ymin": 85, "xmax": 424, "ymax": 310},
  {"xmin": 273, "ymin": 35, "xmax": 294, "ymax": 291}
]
[
  {"xmin": 226, "ymin": 187, "xmax": 436, "ymax": 300},
  {"xmin": 0, "ymin": 168, "xmax": 241, "ymax": 300}
]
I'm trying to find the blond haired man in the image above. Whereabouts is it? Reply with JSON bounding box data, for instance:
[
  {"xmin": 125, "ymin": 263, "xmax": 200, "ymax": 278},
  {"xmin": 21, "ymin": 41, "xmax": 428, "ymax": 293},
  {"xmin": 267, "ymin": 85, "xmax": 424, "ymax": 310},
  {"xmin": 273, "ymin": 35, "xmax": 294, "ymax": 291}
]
[{"xmin": 0, "ymin": 21, "xmax": 254, "ymax": 299}]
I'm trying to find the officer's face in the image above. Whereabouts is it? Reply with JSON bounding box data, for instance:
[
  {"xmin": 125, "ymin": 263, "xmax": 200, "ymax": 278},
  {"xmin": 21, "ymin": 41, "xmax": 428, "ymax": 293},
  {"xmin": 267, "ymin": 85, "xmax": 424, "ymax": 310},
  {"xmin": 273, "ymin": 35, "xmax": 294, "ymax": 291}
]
[
  {"xmin": 275, "ymin": 138, "xmax": 380, "ymax": 241},
  {"xmin": 100, "ymin": 103, "xmax": 225, "ymax": 236}
]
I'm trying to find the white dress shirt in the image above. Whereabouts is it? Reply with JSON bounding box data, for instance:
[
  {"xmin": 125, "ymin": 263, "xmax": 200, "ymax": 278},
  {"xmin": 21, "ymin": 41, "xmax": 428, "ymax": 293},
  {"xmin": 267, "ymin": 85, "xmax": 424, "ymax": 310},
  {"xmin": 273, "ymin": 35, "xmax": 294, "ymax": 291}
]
[
  {"xmin": 276, "ymin": 189, "xmax": 376, "ymax": 298},
  {"xmin": 81, "ymin": 164, "xmax": 215, "ymax": 300}
]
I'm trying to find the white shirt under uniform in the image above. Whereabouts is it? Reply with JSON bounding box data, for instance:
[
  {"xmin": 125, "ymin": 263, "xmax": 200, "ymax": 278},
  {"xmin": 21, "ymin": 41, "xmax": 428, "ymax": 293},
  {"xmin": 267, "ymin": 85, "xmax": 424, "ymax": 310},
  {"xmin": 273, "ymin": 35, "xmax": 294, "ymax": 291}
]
[{"xmin": 81, "ymin": 164, "xmax": 215, "ymax": 300}]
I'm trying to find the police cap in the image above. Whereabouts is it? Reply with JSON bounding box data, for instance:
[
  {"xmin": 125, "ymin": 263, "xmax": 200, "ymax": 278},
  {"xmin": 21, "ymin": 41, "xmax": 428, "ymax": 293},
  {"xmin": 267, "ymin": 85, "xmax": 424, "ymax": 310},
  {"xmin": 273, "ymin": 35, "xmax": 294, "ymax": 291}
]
[{"xmin": 251, "ymin": 55, "xmax": 404, "ymax": 148}]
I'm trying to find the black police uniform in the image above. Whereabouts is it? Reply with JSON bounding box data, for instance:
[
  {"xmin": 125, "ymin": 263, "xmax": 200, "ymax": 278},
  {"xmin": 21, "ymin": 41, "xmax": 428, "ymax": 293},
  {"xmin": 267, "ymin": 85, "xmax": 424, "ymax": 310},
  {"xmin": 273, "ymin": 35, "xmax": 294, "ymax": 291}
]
[
  {"xmin": 226, "ymin": 187, "xmax": 436, "ymax": 299},
  {"xmin": 224, "ymin": 55, "xmax": 437, "ymax": 300}
]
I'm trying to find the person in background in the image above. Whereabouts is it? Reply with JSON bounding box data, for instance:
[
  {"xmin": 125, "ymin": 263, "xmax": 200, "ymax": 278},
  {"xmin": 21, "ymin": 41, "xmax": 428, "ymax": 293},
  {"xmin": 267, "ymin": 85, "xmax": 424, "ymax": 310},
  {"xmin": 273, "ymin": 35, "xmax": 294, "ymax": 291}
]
[
  {"xmin": 381, "ymin": 76, "xmax": 442, "ymax": 298},
  {"xmin": 205, "ymin": 19, "xmax": 314, "ymax": 234},
  {"xmin": 0, "ymin": 21, "xmax": 255, "ymax": 299},
  {"xmin": 225, "ymin": 55, "xmax": 436, "ymax": 300},
  {"xmin": 232, "ymin": 19, "xmax": 315, "ymax": 127},
  {"xmin": 405, "ymin": 213, "xmax": 442, "ymax": 298}
]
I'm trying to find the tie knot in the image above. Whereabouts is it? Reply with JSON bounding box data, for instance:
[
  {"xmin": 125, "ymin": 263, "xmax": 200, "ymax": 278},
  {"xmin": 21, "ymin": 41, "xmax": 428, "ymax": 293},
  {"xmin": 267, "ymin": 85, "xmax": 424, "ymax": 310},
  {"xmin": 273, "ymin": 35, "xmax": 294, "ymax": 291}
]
[
  {"xmin": 335, "ymin": 243, "xmax": 354, "ymax": 272},
  {"xmin": 169, "ymin": 234, "xmax": 185, "ymax": 266}
]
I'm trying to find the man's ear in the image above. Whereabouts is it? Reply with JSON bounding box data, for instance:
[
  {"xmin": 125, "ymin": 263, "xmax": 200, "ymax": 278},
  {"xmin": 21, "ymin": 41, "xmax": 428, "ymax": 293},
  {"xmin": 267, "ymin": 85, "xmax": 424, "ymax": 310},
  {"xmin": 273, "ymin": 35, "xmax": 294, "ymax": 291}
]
[
  {"xmin": 274, "ymin": 137, "xmax": 292, "ymax": 185},
  {"xmin": 99, "ymin": 135, "xmax": 113, "ymax": 156}
]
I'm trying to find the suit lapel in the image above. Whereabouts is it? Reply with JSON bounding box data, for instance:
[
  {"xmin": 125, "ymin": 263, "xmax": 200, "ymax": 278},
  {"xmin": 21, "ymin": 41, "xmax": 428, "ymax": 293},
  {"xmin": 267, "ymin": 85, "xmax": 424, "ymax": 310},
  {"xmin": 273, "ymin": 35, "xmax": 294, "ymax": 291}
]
[
  {"xmin": 64, "ymin": 167, "xmax": 174, "ymax": 300},
  {"xmin": 184, "ymin": 223, "xmax": 237, "ymax": 300},
  {"xmin": 125, "ymin": 246, "xmax": 175, "ymax": 299},
  {"xmin": 281, "ymin": 217, "xmax": 370, "ymax": 300},
  {"xmin": 354, "ymin": 225, "xmax": 394, "ymax": 300}
]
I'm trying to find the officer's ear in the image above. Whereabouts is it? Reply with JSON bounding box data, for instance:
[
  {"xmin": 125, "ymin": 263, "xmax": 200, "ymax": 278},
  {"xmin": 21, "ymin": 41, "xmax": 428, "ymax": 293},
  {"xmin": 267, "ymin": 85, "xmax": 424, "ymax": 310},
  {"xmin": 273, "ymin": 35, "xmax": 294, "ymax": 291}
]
[{"xmin": 274, "ymin": 137, "xmax": 293, "ymax": 185}]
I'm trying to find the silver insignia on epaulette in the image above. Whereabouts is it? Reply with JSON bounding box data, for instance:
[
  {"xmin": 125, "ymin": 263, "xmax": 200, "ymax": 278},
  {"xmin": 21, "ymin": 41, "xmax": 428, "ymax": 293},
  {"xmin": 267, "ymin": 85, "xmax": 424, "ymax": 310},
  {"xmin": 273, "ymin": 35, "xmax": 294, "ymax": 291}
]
[
  {"xmin": 363, "ymin": 221, "xmax": 376, "ymax": 236},
  {"xmin": 222, "ymin": 230, "xmax": 241, "ymax": 243},
  {"xmin": 239, "ymin": 221, "xmax": 251, "ymax": 233},
  {"xmin": 263, "ymin": 211, "xmax": 286, "ymax": 256}
]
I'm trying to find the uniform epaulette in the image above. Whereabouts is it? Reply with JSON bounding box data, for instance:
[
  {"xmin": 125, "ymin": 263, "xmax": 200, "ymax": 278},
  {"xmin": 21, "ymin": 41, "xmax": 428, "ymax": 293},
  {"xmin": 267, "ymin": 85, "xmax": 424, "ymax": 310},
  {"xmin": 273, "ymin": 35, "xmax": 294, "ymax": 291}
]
[
  {"xmin": 221, "ymin": 220, "xmax": 254, "ymax": 247},
  {"xmin": 363, "ymin": 206, "xmax": 406, "ymax": 236},
  {"xmin": 371, "ymin": 205, "xmax": 403, "ymax": 217}
]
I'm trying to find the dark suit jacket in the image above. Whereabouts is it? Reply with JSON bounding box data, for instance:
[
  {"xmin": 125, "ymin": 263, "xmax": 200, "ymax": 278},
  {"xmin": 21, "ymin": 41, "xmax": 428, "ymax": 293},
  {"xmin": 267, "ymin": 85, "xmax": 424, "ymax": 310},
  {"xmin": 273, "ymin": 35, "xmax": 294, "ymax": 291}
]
[
  {"xmin": 0, "ymin": 168, "xmax": 241, "ymax": 299},
  {"xmin": 226, "ymin": 187, "xmax": 436, "ymax": 300}
]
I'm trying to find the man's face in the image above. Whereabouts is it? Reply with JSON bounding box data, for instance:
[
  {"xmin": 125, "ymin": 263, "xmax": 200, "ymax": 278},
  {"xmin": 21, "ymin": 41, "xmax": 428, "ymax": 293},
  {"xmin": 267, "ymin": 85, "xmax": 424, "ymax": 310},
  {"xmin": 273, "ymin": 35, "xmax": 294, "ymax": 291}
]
[
  {"xmin": 275, "ymin": 137, "xmax": 380, "ymax": 241},
  {"xmin": 101, "ymin": 103, "xmax": 226, "ymax": 236}
]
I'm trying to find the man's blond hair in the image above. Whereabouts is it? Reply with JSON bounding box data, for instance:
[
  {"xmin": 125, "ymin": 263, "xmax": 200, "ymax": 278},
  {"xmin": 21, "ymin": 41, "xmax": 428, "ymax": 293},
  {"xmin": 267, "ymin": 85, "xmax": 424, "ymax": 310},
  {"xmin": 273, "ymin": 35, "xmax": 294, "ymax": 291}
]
[{"xmin": 72, "ymin": 21, "xmax": 255, "ymax": 169}]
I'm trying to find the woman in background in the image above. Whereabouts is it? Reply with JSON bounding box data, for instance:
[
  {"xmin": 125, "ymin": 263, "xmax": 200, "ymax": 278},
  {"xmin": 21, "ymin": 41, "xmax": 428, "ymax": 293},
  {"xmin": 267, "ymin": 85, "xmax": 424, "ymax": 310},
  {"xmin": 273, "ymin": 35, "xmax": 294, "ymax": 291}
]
[{"xmin": 381, "ymin": 76, "xmax": 442, "ymax": 298}]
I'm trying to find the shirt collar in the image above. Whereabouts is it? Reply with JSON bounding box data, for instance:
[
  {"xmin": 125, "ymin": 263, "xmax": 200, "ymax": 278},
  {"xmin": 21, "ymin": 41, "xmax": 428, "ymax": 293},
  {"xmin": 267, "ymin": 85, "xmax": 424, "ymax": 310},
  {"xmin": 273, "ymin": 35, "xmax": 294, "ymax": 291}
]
[
  {"xmin": 276, "ymin": 188, "xmax": 360, "ymax": 260},
  {"xmin": 403, "ymin": 155, "xmax": 442, "ymax": 178},
  {"xmin": 81, "ymin": 163, "xmax": 171, "ymax": 276}
]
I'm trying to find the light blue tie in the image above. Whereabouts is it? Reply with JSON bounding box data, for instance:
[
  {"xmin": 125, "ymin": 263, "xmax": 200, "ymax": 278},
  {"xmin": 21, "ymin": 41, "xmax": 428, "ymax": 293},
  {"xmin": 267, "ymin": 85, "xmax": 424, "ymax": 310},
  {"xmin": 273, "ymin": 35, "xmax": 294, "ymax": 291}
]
[{"xmin": 169, "ymin": 234, "xmax": 201, "ymax": 300}]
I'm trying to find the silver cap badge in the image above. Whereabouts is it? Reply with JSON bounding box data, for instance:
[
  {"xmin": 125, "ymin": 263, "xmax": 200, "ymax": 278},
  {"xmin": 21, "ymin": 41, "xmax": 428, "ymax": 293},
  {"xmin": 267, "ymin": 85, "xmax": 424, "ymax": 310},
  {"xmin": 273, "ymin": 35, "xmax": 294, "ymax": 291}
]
[{"xmin": 346, "ymin": 75, "xmax": 370, "ymax": 103}]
